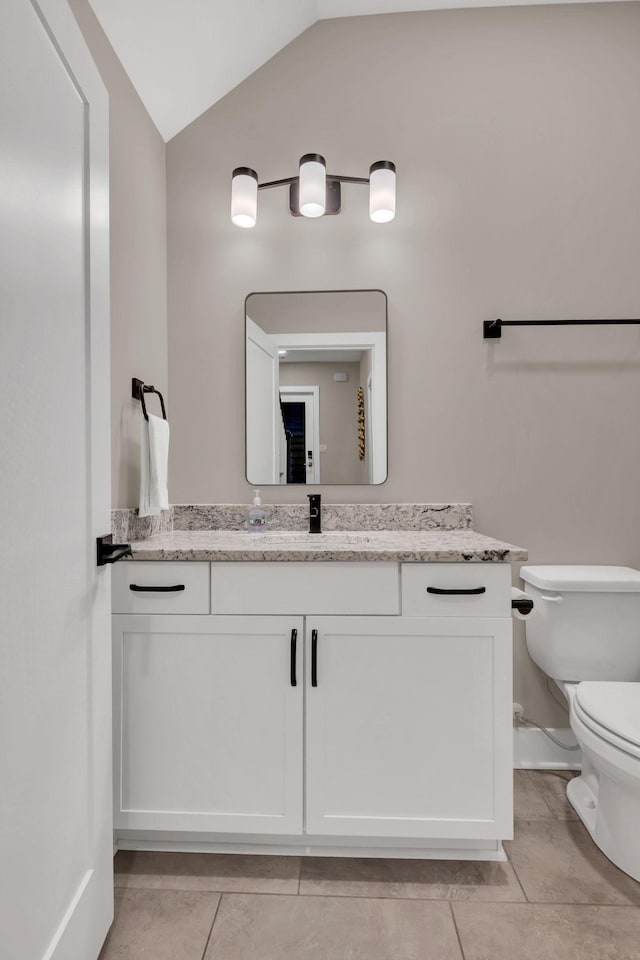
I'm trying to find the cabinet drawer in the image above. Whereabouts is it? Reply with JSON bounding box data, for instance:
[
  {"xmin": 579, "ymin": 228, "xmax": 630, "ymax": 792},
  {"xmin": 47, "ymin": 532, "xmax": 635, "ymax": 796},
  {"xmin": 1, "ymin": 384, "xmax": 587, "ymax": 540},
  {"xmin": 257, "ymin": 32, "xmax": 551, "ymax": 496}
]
[
  {"xmin": 211, "ymin": 562, "xmax": 400, "ymax": 615},
  {"xmin": 112, "ymin": 562, "xmax": 210, "ymax": 614},
  {"xmin": 401, "ymin": 563, "xmax": 511, "ymax": 617}
]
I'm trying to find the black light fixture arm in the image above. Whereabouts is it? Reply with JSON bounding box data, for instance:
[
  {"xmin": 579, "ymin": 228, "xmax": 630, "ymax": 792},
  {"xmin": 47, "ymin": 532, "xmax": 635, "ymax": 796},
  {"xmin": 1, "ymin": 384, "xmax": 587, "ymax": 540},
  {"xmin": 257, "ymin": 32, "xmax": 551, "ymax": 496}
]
[
  {"xmin": 257, "ymin": 175, "xmax": 298, "ymax": 190},
  {"xmin": 329, "ymin": 174, "xmax": 370, "ymax": 186},
  {"xmin": 484, "ymin": 317, "xmax": 640, "ymax": 340},
  {"xmin": 257, "ymin": 173, "xmax": 370, "ymax": 190}
]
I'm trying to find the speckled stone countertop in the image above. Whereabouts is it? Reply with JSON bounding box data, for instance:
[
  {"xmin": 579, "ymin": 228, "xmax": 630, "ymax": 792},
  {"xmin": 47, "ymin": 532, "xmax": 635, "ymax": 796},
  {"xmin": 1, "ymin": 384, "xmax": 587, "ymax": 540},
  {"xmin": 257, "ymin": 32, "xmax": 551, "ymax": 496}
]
[{"xmin": 128, "ymin": 529, "xmax": 527, "ymax": 563}]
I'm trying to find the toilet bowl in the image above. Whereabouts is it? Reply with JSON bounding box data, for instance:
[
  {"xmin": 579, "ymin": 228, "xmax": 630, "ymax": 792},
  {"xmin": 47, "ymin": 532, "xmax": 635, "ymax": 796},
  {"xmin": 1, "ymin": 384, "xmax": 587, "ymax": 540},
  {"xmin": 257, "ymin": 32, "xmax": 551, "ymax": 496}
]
[
  {"xmin": 521, "ymin": 565, "xmax": 640, "ymax": 882},
  {"xmin": 561, "ymin": 680, "xmax": 640, "ymax": 881}
]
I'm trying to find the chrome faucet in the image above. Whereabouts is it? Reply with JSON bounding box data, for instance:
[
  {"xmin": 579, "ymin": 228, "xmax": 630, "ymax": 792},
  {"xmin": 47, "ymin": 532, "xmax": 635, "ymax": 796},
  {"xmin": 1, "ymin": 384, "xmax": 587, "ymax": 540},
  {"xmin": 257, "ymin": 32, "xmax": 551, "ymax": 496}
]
[{"xmin": 307, "ymin": 494, "xmax": 321, "ymax": 534}]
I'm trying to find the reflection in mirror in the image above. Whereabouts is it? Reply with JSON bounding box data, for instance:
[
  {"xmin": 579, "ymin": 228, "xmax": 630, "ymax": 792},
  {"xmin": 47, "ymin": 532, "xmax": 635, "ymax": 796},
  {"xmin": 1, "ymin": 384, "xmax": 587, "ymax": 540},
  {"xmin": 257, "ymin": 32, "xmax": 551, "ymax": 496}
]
[{"xmin": 246, "ymin": 291, "xmax": 387, "ymax": 485}]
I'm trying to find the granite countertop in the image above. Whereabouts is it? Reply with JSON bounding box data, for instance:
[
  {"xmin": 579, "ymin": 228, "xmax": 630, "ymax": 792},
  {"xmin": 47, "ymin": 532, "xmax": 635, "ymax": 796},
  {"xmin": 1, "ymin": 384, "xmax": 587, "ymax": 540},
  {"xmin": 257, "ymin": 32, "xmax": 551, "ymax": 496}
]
[{"xmin": 128, "ymin": 528, "xmax": 528, "ymax": 563}]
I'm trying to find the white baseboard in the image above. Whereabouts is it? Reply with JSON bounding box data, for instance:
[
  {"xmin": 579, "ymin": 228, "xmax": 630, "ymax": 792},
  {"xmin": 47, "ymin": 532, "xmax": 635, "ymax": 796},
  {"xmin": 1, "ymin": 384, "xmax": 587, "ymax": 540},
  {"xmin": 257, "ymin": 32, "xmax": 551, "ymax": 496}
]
[{"xmin": 514, "ymin": 726, "xmax": 582, "ymax": 770}]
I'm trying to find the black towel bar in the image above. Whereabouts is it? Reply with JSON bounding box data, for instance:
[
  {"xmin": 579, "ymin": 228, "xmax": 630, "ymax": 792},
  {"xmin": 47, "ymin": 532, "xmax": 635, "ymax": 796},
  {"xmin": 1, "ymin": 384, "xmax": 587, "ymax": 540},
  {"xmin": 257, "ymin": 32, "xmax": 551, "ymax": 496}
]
[
  {"xmin": 132, "ymin": 377, "xmax": 167, "ymax": 421},
  {"xmin": 484, "ymin": 318, "xmax": 640, "ymax": 340}
]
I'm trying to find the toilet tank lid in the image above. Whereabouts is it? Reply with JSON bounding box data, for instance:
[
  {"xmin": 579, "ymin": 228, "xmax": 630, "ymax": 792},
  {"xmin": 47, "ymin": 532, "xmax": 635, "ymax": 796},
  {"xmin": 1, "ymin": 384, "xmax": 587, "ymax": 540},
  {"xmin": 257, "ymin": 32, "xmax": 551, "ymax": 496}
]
[{"xmin": 520, "ymin": 565, "xmax": 640, "ymax": 592}]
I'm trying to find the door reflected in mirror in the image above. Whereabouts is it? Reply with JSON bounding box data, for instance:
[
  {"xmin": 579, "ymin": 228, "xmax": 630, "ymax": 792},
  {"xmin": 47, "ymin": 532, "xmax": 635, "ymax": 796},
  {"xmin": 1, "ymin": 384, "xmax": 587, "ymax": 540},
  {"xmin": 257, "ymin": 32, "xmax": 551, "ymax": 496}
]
[{"xmin": 246, "ymin": 290, "xmax": 387, "ymax": 485}]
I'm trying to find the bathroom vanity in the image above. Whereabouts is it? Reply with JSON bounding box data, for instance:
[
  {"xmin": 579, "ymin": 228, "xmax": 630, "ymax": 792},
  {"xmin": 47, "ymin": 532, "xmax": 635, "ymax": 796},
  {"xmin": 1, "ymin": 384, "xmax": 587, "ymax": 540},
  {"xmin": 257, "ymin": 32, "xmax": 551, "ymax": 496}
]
[{"xmin": 111, "ymin": 505, "xmax": 526, "ymax": 861}]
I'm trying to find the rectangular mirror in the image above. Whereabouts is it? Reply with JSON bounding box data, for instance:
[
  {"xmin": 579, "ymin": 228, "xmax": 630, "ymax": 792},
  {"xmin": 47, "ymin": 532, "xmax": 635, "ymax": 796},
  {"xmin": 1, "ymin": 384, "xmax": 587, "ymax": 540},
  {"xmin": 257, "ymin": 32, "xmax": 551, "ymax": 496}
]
[{"xmin": 246, "ymin": 290, "xmax": 387, "ymax": 485}]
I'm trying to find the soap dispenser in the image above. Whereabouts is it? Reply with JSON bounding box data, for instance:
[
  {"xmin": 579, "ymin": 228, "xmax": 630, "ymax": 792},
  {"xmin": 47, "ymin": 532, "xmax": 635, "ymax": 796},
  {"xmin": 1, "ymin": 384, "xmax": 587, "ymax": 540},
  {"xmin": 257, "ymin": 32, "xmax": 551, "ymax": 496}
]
[{"xmin": 247, "ymin": 490, "xmax": 268, "ymax": 532}]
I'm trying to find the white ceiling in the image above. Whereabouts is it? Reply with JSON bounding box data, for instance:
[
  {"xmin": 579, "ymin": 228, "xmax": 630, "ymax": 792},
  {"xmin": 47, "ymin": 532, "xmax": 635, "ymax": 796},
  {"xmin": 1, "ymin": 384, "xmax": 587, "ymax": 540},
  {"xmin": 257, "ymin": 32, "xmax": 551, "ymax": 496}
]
[
  {"xmin": 318, "ymin": 0, "xmax": 622, "ymax": 15},
  {"xmin": 88, "ymin": 0, "xmax": 317, "ymax": 141},
  {"xmin": 88, "ymin": 0, "xmax": 632, "ymax": 141}
]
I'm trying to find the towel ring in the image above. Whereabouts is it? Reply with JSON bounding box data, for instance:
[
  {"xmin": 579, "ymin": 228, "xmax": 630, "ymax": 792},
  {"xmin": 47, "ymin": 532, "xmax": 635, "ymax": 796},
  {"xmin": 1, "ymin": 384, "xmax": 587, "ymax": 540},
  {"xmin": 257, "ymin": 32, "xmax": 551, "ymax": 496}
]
[{"xmin": 132, "ymin": 377, "xmax": 167, "ymax": 422}]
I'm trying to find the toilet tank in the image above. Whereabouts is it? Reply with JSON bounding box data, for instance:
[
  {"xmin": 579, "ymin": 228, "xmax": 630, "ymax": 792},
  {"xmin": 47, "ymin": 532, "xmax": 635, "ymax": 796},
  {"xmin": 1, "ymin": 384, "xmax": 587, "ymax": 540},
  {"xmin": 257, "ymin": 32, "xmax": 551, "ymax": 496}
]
[{"xmin": 521, "ymin": 566, "xmax": 640, "ymax": 682}]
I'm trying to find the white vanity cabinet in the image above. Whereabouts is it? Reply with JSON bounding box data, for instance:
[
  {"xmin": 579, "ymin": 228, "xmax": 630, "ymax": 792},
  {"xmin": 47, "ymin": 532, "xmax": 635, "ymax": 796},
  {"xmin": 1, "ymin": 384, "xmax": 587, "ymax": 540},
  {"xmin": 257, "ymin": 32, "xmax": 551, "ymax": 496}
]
[
  {"xmin": 112, "ymin": 615, "xmax": 304, "ymax": 835},
  {"xmin": 112, "ymin": 560, "xmax": 513, "ymax": 858},
  {"xmin": 305, "ymin": 617, "xmax": 512, "ymax": 839}
]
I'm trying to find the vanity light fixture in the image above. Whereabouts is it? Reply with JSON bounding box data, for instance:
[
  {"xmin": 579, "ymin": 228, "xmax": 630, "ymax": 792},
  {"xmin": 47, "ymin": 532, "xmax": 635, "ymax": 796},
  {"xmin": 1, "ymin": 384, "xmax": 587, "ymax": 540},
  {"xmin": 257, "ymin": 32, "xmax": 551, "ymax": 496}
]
[
  {"xmin": 230, "ymin": 167, "xmax": 258, "ymax": 228},
  {"xmin": 369, "ymin": 161, "xmax": 397, "ymax": 223},
  {"xmin": 298, "ymin": 154, "xmax": 326, "ymax": 218},
  {"xmin": 230, "ymin": 155, "xmax": 396, "ymax": 227}
]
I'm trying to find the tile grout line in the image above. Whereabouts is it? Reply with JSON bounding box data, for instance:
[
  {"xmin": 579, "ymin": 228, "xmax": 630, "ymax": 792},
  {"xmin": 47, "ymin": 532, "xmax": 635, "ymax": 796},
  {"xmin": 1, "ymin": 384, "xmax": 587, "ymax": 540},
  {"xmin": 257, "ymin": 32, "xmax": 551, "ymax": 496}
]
[
  {"xmin": 503, "ymin": 838, "xmax": 530, "ymax": 903},
  {"xmin": 199, "ymin": 892, "xmax": 224, "ymax": 960},
  {"xmin": 270, "ymin": 890, "xmax": 640, "ymax": 906},
  {"xmin": 510, "ymin": 863, "xmax": 530, "ymax": 903},
  {"xmin": 294, "ymin": 887, "xmax": 531, "ymax": 904},
  {"xmin": 448, "ymin": 901, "xmax": 467, "ymax": 960},
  {"xmin": 112, "ymin": 882, "xmax": 640, "ymax": 908},
  {"xmin": 297, "ymin": 857, "xmax": 302, "ymax": 895},
  {"xmin": 511, "ymin": 776, "xmax": 557, "ymax": 906},
  {"xmin": 116, "ymin": 884, "xmax": 302, "ymax": 897}
]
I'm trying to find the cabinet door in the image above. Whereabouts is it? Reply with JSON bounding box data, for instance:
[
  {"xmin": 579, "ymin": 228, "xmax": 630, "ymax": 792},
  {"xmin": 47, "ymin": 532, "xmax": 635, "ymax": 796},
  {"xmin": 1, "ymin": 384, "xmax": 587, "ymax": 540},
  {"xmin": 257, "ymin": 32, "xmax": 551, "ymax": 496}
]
[
  {"xmin": 113, "ymin": 615, "xmax": 303, "ymax": 834},
  {"xmin": 305, "ymin": 617, "xmax": 512, "ymax": 840}
]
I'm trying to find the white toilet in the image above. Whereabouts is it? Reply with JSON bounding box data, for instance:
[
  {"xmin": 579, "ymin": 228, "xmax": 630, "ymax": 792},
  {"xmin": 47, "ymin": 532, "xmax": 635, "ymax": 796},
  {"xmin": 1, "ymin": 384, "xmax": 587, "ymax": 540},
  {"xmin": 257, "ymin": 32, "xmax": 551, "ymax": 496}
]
[{"xmin": 521, "ymin": 565, "xmax": 640, "ymax": 882}]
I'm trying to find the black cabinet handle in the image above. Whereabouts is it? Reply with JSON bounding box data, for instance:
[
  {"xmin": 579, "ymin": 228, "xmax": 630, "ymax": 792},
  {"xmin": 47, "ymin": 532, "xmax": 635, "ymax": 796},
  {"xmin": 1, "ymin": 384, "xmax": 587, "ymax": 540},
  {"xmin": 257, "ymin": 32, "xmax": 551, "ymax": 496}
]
[
  {"xmin": 311, "ymin": 629, "xmax": 318, "ymax": 687},
  {"xmin": 426, "ymin": 586, "xmax": 486, "ymax": 596},
  {"xmin": 290, "ymin": 629, "xmax": 297, "ymax": 687},
  {"xmin": 129, "ymin": 584, "xmax": 186, "ymax": 593}
]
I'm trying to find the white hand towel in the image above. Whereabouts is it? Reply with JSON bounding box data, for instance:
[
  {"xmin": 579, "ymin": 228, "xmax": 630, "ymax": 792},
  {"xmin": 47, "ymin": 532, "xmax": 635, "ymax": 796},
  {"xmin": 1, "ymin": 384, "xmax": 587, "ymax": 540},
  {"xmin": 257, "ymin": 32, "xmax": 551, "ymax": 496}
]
[{"xmin": 139, "ymin": 413, "xmax": 170, "ymax": 517}]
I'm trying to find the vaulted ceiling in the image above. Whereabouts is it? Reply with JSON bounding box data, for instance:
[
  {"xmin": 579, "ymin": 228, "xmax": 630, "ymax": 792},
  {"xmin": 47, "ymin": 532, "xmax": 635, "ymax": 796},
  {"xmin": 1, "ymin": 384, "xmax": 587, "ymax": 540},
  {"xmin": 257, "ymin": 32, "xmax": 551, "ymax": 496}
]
[{"xmin": 88, "ymin": 0, "xmax": 630, "ymax": 141}]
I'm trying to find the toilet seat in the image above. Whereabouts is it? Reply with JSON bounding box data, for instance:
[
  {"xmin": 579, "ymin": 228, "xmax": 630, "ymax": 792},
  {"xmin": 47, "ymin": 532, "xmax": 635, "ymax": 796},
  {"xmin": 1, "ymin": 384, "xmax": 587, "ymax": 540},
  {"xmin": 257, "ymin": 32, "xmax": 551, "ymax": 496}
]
[
  {"xmin": 574, "ymin": 682, "xmax": 640, "ymax": 759},
  {"xmin": 568, "ymin": 686, "xmax": 640, "ymax": 883}
]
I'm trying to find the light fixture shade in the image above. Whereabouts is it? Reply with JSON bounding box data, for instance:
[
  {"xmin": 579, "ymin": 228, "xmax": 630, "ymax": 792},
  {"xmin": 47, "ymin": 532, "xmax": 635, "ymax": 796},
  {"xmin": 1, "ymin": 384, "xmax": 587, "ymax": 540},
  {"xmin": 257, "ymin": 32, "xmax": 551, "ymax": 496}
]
[
  {"xmin": 299, "ymin": 153, "xmax": 326, "ymax": 218},
  {"xmin": 231, "ymin": 167, "xmax": 258, "ymax": 228},
  {"xmin": 369, "ymin": 161, "xmax": 396, "ymax": 223}
]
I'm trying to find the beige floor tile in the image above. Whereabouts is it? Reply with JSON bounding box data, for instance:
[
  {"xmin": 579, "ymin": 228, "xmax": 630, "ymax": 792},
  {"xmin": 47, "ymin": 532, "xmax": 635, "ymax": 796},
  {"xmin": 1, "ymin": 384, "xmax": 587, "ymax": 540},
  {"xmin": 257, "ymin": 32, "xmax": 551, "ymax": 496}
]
[
  {"xmin": 505, "ymin": 820, "xmax": 640, "ymax": 904},
  {"xmin": 204, "ymin": 893, "xmax": 463, "ymax": 960},
  {"xmin": 528, "ymin": 770, "xmax": 579, "ymax": 820},
  {"xmin": 299, "ymin": 855, "xmax": 525, "ymax": 901},
  {"xmin": 99, "ymin": 889, "xmax": 219, "ymax": 960},
  {"xmin": 514, "ymin": 771, "xmax": 557, "ymax": 820},
  {"xmin": 114, "ymin": 851, "xmax": 300, "ymax": 894},
  {"xmin": 452, "ymin": 902, "xmax": 640, "ymax": 960},
  {"xmin": 514, "ymin": 770, "xmax": 579, "ymax": 821}
]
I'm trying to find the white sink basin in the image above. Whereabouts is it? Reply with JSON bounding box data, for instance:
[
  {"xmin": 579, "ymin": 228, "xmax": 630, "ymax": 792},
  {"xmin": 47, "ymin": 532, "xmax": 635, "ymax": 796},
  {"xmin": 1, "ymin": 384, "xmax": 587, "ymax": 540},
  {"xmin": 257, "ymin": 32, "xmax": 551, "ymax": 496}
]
[{"xmin": 247, "ymin": 531, "xmax": 372, "ymax": 546}]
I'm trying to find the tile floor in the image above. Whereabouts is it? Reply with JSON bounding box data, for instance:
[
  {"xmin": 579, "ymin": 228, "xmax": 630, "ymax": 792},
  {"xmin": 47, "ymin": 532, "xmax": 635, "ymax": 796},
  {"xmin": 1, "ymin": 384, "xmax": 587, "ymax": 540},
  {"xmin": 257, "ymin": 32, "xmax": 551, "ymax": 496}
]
[{"xmin": 100, "ymin": 771, "xmax": 640, "ymax": 959}]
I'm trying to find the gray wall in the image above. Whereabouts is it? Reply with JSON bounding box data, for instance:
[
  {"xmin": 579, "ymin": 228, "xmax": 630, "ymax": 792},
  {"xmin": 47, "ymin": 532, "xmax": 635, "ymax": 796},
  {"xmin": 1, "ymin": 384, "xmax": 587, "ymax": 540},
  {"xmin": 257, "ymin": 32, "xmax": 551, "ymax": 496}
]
[
  {"xmin": 69, "ymin": 0, "xmax": 168, "ymax": 508},
  {"xmin": 166, "ymin": 2, "xmax": 640, "ymax": 724}
]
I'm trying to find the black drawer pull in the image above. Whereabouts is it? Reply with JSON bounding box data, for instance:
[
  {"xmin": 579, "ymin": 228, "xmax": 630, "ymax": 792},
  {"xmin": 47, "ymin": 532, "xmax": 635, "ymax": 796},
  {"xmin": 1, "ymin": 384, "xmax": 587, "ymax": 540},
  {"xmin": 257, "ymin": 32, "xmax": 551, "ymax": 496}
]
[
  {"xmin": 129, "ymin": 584, "xmax": 186, "ymax": 593},
  {"xmin": 290, "ymin": 629, "xmax": 297, "ymax": 687},
  {"xmin": 426, "ymin": 586, "xmax": 486, "ymax": 596},
  {"xmin": 311, "ymin": 629, "xmax": 318, "ymax": 687}
]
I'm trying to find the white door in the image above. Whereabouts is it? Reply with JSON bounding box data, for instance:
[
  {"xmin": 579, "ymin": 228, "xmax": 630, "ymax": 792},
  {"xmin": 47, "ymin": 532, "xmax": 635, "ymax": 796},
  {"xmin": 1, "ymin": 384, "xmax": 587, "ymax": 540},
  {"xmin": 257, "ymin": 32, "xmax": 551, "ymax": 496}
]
[
  {"xmin": 113, "ymin": 616, "xmax": 304, "ymax": 834},
  {"xmin": 305, "ymin": 617, "xmax": 513, "ymax": 839},
  {"xmin": 280, "ymin": 386, "xmax": 320, "ymax": 484},
  {"xmin": 0, "ymin": 2, "xmax": 112, "ymax": 959},
  {"xmin": 246, "ymin": 316, "xmax": 281, "ymax": 484}
]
